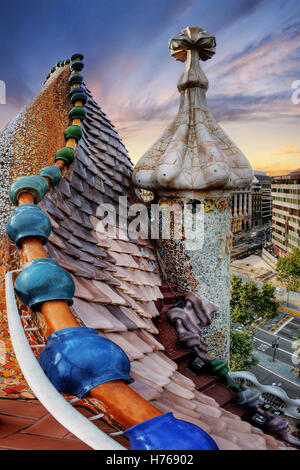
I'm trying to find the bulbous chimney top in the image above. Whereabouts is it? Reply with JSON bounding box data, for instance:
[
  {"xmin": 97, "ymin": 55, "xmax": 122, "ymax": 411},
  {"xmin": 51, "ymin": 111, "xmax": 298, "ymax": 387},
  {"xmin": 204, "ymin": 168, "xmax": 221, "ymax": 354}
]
[{"xmin": 133, "ymin": 26, "xmax": 253, "ymax": 192}]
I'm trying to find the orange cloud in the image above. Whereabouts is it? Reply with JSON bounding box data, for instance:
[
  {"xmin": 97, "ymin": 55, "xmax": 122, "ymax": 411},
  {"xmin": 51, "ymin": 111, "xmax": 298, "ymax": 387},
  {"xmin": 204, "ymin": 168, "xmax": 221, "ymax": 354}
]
[{"xmin": 272, "ymin": 145, "xmax": 300, "ymax": 156}]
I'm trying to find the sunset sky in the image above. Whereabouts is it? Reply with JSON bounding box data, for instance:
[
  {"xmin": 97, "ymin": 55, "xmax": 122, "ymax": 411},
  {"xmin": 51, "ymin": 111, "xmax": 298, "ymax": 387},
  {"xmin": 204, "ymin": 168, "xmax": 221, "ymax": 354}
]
[{"xmin": 0, "ymin": 0, "xmax": 299, "ymax": 176}]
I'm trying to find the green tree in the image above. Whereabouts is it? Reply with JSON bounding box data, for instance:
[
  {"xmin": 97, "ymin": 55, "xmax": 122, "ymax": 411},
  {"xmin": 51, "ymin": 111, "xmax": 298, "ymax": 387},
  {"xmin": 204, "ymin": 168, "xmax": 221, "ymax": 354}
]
[
  {"xmin": 230, "ymin": 329, "xmax": 259, "ymax": 371},
  {"xmin": 230, "ymin": 274, "xmax": 279, "ymax": 328},
  {"xmin": 276, "ymin": 248, "xmax": 300, "ymax": 303}
]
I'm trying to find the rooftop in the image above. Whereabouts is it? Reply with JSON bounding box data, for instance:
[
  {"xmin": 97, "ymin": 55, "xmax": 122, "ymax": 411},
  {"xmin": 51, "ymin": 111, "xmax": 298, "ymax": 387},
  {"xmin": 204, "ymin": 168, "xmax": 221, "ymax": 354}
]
[{"xmin": 0, "ymin": 50, "xmax": 298, "ymax": 451}]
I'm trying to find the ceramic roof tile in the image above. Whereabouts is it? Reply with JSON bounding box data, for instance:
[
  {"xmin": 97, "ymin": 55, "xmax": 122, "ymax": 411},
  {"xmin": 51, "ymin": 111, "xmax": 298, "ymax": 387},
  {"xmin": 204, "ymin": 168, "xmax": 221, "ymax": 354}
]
[
  {"xmin": 129, "ymin": 380, "xmax": 162, "ymax": 401},
  {"xmin": 47, "ymin": 233, "xmax": 66, "ymax": 250},
  {"xmin": 71, "ymin": 298, "xmax": 114, "ymax": 330},
  {"xmin": 89, "ymin": 303, "xmax": 128, "ymax": 332},
  {"xmin": 148, "ymin": 352, "xmax": 177, "ymax": 373},
  {"xmin": 221, "ymin": 416, "xmax": 252, "ymax": 433},
  {"xmin": 130, "ymin": 362, "xmax": 171, "ymax": 388},
  {"xmin": 210, "ymin": 434, "xmax": 242, "ymax": 450},
  {"xmin": 172, "ymin": 371, "xmax": 195, "ymax": 391},
  {"xmin": 73, "ymin": 276, "xmax": 94, "ymax": 301},
  {"xmin": 103, "ymin": 333, "xmax": 145, "ymax": 361},
  {"xmin": 150, "ymin": 402, "xmax": 211, "ymax": 435},
  {"xmin": 118, "ymin": 307, "xmax": 150, "ymax": 330},
  {"xmin": 139, "ymin": 356, "xmax": 174, "ymax": 379},
  {"xmin": 121, "ymin": 332, "xmax": 154, "ymax": 354},
  {"xmin": 109, "ymin": 252, "xmax": 140, "ymax": 269},
  {"xmin": 106, "ymin": 305, "xmax": 138, "ymax": 330},
  {"xmin": 163, "ymin": 381, "xmax": 195, "ymax": 400},
  {"xmin": 159, "ymin": 397, "xmax": 201, "ymax": 420},
  {"xmin": 194, "ymin": 390, "xmax": 220, "ymax": 407},
  {"xmin": 160, "ymin": 390, "xmax": 198, "ymax": 411},
  {"xmin": 136, "ymin": 330, "xmax": 165, "ymax": 351},
  {"xmin": 195, "ymin": 402, "xmax": 222, "ymax": 419},
  {"xmin": 90, "ymin": 280, "xmax": 127, "ymax": 305}
]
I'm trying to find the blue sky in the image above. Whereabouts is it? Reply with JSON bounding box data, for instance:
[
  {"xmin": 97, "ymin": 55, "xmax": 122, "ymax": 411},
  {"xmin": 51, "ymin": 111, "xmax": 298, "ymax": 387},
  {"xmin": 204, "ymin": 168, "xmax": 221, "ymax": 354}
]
[{"xmin": 0, "ymin": 0, "xmax": 300, "ymax": 174}]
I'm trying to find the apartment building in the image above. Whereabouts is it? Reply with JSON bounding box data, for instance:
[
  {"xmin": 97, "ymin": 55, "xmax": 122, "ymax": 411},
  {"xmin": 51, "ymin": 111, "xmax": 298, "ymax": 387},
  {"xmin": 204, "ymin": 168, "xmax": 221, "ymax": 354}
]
[
  {"xmin": 272, "ymin": 169, "xmax": 300, "ymax": 256},
  {"xmin": 231, "ymin": 188, "xmax": 252, "ymax": 233},
  {"xmin": 230, "ymin": 171, "xmax": 272, "ymax": 234},
  {"xmin": 254, "ymin": 171, "xmax": 272, "ymax": 226},
  {"xmin": 251, "ymin": 175, "xmax": 262, "ymax": 229}
]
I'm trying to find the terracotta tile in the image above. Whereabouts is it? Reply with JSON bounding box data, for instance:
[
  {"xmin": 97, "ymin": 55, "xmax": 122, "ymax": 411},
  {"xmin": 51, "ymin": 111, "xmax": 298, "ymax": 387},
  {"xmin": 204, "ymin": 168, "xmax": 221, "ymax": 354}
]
[
  {"xmin": 0, "ymin": 399, "xmax": 47, "ymax": 419},
  {"xmin": 0, "ymin": 433, "xmax": 92, "ymax": 450},
  {"xmin": 0, "ymin": 415, "xmax": 33, "ymax": 438},
  {"xmin": 23, "ymin": 414, "xmax": 69, "ymax": 438}
]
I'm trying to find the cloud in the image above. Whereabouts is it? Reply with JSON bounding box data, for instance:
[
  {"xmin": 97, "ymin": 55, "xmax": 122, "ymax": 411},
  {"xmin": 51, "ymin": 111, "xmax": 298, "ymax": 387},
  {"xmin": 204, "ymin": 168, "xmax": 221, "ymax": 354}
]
[
  {"xmin": 272, "ymin": 145, "xmax": 300, "ymax": 156},
  {"xmin": 207, "ymin": 90, "xmax": 299, "ymax": 122}
]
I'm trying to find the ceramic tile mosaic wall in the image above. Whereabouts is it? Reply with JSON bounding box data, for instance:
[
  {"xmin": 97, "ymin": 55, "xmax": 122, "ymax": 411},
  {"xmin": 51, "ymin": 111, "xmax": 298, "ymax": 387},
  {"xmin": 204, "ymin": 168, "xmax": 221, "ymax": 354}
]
[
  {"xmin": 156, "ymin": 191, "xmax": 232, "ymax": 360},
  {"xmin": 0, "ymin": 66, "xmax": 71, "ymax": 397}
]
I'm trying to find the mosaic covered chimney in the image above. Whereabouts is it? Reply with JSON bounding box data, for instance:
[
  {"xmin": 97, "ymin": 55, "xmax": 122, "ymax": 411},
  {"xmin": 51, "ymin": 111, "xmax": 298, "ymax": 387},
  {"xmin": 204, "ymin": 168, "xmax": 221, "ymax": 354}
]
[{"xmin": 133, "ymin": 27, "xmax": 253, "ymax": 360}]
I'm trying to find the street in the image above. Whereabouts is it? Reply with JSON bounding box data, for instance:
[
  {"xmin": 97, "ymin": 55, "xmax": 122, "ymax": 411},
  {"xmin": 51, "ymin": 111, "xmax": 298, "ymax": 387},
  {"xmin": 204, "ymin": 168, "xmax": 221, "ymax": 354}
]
[
  {"xmin": 249, "ymin": 363, "xmax": 300, "ymax": 399},
  {"xmin": 233, "ymin": 311, "xmax": 300, "ymax": 399},
  {"xmin": 251, "ymin": 313, "xmax": 300, "ymax": 398}
]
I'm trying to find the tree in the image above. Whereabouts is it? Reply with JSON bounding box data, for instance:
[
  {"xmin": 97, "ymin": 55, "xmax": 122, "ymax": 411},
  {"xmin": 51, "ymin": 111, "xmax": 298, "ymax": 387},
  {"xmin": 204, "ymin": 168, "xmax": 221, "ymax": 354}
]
[
  {"xmin": 230, "ymin": 274, "xmax": 279, "ymax": 328},
  {"xmin": 230, "ymin": 329, "xmax": 259, "ymax": 371},
  {"xmin": 276, "ymin": 248, "xmax": 300, "ymax": 304}
]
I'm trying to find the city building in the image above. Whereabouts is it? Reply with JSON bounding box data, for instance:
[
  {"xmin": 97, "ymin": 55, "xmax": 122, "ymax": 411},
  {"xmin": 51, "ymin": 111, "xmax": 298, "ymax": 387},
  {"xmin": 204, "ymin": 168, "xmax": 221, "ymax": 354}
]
[
  {"xmin": 231, "ymin": 188, "xmax": 252, "ymax": 234},
  {"xmin": 251, "ymin": 175, "xmax": 262, "ymax": 229},
  {"xmin": 272, "ymin": 169, "xmax": 300, "ymax": 256},
  {"xmin": 230, "ymin": 171, "xmax": 272, "ymax": 235},
  {"xmin": 255, "ymin": 171, "xmax": 272, "ymax": 226}
]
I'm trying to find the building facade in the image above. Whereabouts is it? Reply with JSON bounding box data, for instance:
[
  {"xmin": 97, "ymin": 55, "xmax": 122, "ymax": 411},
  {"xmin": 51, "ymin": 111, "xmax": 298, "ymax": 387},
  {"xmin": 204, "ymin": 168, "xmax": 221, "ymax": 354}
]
[
  {"xmin": 272, "ymin": 170, "xmax": 300, "ymax": 256},
  {"xmin": 231, "ymin": 188, "xmax": 252, "ymax": 234},
  {"xmin": 255, "ymin": 171, "xmax": 272, "ymax": 226},
  {"xmin": 230, "ymin": 171, "xmax": 272, "ymax": 235},
  {"xmin": 251, "ymin": 176, "xmax": 262, "ymax": 230}
]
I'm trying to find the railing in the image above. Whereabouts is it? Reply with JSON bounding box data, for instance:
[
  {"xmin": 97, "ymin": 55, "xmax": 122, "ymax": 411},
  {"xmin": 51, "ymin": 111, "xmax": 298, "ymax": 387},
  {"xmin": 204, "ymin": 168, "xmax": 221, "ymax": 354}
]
[
  {"xmin": 5, "ymin": 270, "xmax": 126, "ymax": 450},
  {"xmin": 229, "ymin": 370, "xmax": 300, "ymax": 419}
]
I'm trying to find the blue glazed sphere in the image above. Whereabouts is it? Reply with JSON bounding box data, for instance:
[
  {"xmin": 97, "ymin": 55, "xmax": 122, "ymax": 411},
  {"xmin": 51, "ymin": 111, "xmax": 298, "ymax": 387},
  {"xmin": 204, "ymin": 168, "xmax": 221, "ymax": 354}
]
[
  {"xmin": 39, "ymin": 166, "xmax": 62, "ymax": 187},
  {"xmin": 15, "ymin": 258, "xmax": 75, "ymax": 310},
  {"xmin": 38, "ymin": 327, "xmax": 133, "ymax": 398},
  {"xmin": 124, "ymin": 413, "xmax": 219, "ymax": 450},
  {"xmin": 6, "ymin": 204, "xmax": 52, "ymax": 248},
  {"xmin": 9, "ymin": 175, "xmax": 49, "ymax": 205}
]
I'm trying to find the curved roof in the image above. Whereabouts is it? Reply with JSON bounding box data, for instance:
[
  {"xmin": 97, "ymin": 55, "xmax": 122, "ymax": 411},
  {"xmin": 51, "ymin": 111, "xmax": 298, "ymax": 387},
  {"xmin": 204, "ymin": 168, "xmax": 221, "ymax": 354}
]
[{"xmin": 0, "ymin": 58, "xmax": 295, "ymax": 451}]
